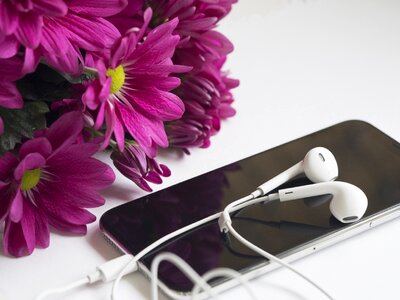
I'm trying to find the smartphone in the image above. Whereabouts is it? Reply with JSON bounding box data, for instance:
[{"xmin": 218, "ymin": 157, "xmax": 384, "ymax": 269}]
[{"xmin": 100, "ymin": 120, "xmax": 400, "ymax": 299}]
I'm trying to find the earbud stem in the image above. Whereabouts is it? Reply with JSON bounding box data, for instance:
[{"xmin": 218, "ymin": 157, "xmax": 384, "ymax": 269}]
[
  {"xmin": 255, "ymin": 161, "xmax": 303, "ymax": 196},
  {"xmin": 279, "ymin": 181, "xmax": 337, "ymax": 202}
]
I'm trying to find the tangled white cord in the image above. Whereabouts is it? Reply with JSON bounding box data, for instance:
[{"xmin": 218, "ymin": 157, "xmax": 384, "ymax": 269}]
[
  {"xmin": 34, "ymin": 193, "xmax": 334, "ymax": 300},
  {"xmin": 219, "ymin": 194, "xmax": 335, "ymax": 300},
  {"xmin": 150, "ymin": 252, "xmax": 259, "ymax": 300}
]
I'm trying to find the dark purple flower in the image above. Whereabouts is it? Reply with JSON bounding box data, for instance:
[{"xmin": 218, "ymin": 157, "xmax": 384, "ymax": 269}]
[
  {"xmin": 82, "ymin": 8, "xmax": 191, "ymax": 156},
  {"xmin": 146, "ymin": 0, "xmax": 235, "ymax": 59},
  {"xmin": 111, "ymin": 143, "xmax": 171, "ymax": 192},
  {"xmin": 0, "ymin": 111, "xmax": 115, "ymax": 257},
  {"xmin": 167, "ymin": 57, "xmax": 239, "ymax": 152},
  {"xmin": 196, "ymin": 0, "xmax": 238, "ymax": 21}
]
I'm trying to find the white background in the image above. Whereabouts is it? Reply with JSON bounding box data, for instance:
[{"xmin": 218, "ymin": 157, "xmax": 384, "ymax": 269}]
[{"xmin": 1, "ymin": 0, "xmax": 400, "ymax": 299}]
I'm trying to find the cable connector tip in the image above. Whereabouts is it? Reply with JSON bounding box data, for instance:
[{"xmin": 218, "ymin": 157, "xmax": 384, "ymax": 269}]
[{"xmin": 96, "ymin": 254, "xmax": 138, "ymax": 283}]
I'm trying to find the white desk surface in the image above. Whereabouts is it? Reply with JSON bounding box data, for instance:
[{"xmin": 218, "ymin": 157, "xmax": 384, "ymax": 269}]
[{"xmin": 1, "ymin": 0, "xmax": 400, "ymax": 299}]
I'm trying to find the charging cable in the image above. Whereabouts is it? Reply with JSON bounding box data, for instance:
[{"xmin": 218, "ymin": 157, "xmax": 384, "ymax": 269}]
[
  {"xmin": 34, "ymin": 197, "xmax": 264, "ymax": 300},
  {"xmin": 35, "ymin": 193, "xmax": 333, "ymax": 300},
  {"xmin": 35, "ymin": 254, "xmax": 137, "ymax": 300}
]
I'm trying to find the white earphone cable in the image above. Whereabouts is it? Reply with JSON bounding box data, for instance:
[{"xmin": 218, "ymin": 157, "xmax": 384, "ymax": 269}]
[
  {"xmin": 221, "ymin": 195, "xmax": 335, "ymax": 300},
  {"xmin": 111, "ymin": 194, "xmax": 268, "ymax": 300},
  {"xmin": 192, "ymin": 268, "xmax": 259, "ymax": 300},
  {"xmin": 150, "ymin": 252, "xmax": 220, "ymax": 300}
]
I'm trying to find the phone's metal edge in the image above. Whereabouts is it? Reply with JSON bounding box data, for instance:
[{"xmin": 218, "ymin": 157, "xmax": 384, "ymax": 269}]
[{"xmin": 102, "ymin": 204, "xmax": 400, "ymax": 299}]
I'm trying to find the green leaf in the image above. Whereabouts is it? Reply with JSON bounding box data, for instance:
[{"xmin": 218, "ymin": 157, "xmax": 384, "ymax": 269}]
[
  {"xmin": 0, "ymin": 102, "xmax": 49, "ymax": 155},
  {"xmin": 16, "ymin": 64, "xmax": 73, "ymax": 102}
]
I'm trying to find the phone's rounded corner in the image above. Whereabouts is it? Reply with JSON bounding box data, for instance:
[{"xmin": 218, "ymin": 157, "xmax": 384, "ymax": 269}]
[
  {"xmin": 98, "ymin": 212, "xmax": 108, "ymax": 232},
  {"xmin": 336, "ymin": 119, "xmax": 374, "ymax": 129},
  {"xmin": 99, "ymin": 206, "xmax": 118, "ymax": 233}
]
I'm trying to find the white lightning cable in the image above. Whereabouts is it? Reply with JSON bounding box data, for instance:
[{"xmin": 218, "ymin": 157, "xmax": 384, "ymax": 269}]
[{"xmin": 35, "ymin": 278, "xmax": 90, "ymax": 300}]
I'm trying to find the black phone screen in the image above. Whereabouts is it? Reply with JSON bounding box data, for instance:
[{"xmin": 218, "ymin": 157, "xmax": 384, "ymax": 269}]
[{"xmin": 100, "ymin": 120, "xmax": 400, "ymax": 293}]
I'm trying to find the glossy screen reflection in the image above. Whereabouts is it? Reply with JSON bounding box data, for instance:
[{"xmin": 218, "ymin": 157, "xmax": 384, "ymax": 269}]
[{"xmin": 100, "ymin": 120, "xmax": 400, "ymax": 293}]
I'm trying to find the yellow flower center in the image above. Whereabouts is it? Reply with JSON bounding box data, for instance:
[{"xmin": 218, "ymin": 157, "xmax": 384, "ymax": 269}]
[
  {"xmin": 106, "ymin": 65, "xmax": 126, "ymax": 94},
  {"xmin": 21, "ymin": 168, "xmax": 42, "ymax": 192}
]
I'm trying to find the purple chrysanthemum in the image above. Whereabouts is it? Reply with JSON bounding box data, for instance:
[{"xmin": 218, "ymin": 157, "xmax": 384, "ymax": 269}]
[
  {"xmin": 0, "ymin": 111, "xmax": 115, "ymax": 257},
  {"xmin": 82, "ymin": 8, "xmax": 191, "ymax": 157},
  {"xmin": 146, "ymin": 0, "xmax": 235, "ymax": 59},
  {"xmin": 167, "ymin": 57, "xmax": 239, "ymax": 152},
  {"xmin": 111, "ymin": 143, "xmax": 171, "ymax": 192},
  {"xmin": 0, "ymin": 0, "xmax": 127, "ymax": 74}
]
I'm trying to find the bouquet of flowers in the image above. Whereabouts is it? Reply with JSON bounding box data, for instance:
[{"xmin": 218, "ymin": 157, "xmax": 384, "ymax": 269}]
[{"xmin": 0, "ymin": 0, "xmax": 238, "ymax": 257}]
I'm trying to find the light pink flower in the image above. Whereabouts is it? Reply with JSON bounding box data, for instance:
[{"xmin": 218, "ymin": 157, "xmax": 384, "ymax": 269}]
[
  {"xmin": 0, "ymin": 111, "xmax": 115, "ymax": 257},
  {"xmin": 83, "ymin": 8, "xmax": 191, "ymax": 157}
]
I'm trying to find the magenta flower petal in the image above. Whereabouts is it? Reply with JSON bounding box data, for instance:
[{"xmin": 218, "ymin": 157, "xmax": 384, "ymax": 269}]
[
  {"xmin": 45, "ymin": 111, "xmax": 84, "ymax": 154},
  {"xmin": 67, "ymin": 0, "xmax": 128, "ymax": 17},
  {"xmin": 111, "ymin": 0, "xmax": 143, "ymax": 17},
  {"xmin": 100, "ymin": 103, "xmax": 115, "ymax": 151},
  {"xmin": 0, "ymin": 117, "xmax": 3, "ymax": 135},
  {"xmin": 42, "ymin": 43, "xmax": 83, "ymax": 74},
  {"xmin": 34, "ymin": 208, "xmax": 50, "ymax": 248},
  {"xmin": 195, "ymin": 30, "xmax": 234, "ymax": 58},
  {"xmin": 55, "ymin": 13, "xmax": 120, "ymax": 51},
  {"xmin": 0, "ymin": 81, "xmax": 23, "ymax": 109},
  {"xmin": 40, "ymin": 195, "xmax": 97, "ymax": 226},
  {"xmin": 14, "ymin": 153, "xmax": 46, "ymax": 181},
  {"xmin": 144, "ymin": 171, "xmax": 162, "ymax": 184},
  {"xmin": 0, "ymin": 152, "xmax": 18, "ymax": 181},
  {"xmin": 111, "ymin": 143, "xmax": 171, "ymax": 191},
  {"xmin": 0, "ymin": 1, "xmax": 19, "ymax": 35},
  {"xmin": 9, "ymin": 188, "xmax": 23, "ymax": 223},
  {"xmin": 0, "ymin": 35, "xmax": 19, "ymax": 59},
  {"xmin": 47, "ymin": 145, "xmax": 99, "ymax": 170},
  {"xmin": 4, "ymin": 201, "xmax": 37, "ymax": 257},
  {"xmin": 22, "ymin": 47, "xmax": 41, "ymax": 73},
  {"xmin": 41, "ymin": 181, "xmax": 106, "ymax": 208},
  {"xmin": 19, "ymin": 137, "xmax": 52, "ymax": 159},
  {"xmin": 113, "ymin": 114, "xmax": 125, "ymax": 152},
  {"xmin": 14, "ymin": 12, "xmax": 43, "ymax": 49},
  {"xmin": 0, "ymin": 112, "xmax": 115, "ymax": 256},
  {"xmin": 47, "ymin": 218, "xmax": 87, "ymax": 235},
  {"xmin": 128, "ymin": 88, "xmax": 184, "ymax": 120},
  {"xmin": 0, "ymin": 183, "xmax": 14, "ymax": 220},
  {"xmin": 0, "ymin": 56, "xmax": 24, "ymax": 81},
  {"xmin": 41, "ymin": 21, "xmax": 72, "ymax": 56},
  {"xmin": 33, "ymin": 0, "xmax": 68, "ymax": 16},
  {"xmin": 117, "ymin": 103, "xmax": 168, "ymax": 154}
]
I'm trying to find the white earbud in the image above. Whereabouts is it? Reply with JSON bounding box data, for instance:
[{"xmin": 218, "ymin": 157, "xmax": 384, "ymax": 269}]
[
  {"xmin": 254, "ymin": 147, "xmax": 338, "ymax": 196},
  {"xmin": 278, "ymin": 181, "xmax": 368, "ymax": 223}
]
